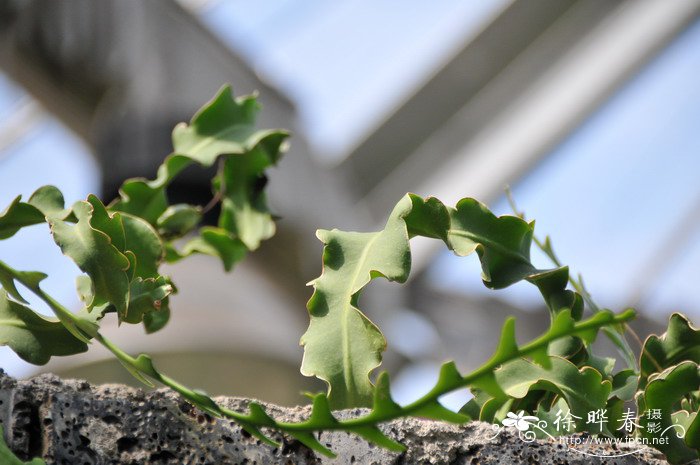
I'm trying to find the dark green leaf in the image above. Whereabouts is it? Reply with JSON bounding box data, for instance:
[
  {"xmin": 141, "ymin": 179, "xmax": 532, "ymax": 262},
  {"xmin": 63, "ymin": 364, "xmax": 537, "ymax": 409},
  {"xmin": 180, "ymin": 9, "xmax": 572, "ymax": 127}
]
[
  {"xmin": 109, "ymin": 155, "xmax": 191, "ymax": 225},
  {"xmin": 685, "ymin": 412, "xmax": 700, "ymax": 449},
  {"xmin": 122, "ymin": 277, "xmax": 173, "ymax": 325},
  {"xmin": 170, "ymin": 85, "xmax": 288, "ymax": 251},
  {"xmin": 491, "ymin": 318, "xmax": 518, "ymax": 362},
  {"xmin": 86, "ymin": 195, "xmax": 126, "ymax": 252},
  {"xmin": 446, "ymin": 198, "xmax": 536, "ymax": 289},
  {"xmin": 143, "ymin": 301, "xmax": 170, "ymax": 334},
  {"xmin": 117, "ymin": 359, "xmax": 155, "ymax": 388},
  {"xmin": 403, "ymin": 194, "xmax": 450, "ymax": 241},
  {"xmin": 242, "ymin": 403, "xmax": 279, "ymax": 447},
  {"xmin": 157, "ymin": 204, "xmax": 201, "ymax": 238},
  {"xmin": 0, "ymin": 196, "xmax": 45, "ymax": 240},
  {"xmin": 370, "ymin": 372, "xmax": 402, "ymax": 418},
  {"xmin": 0, "ymin": 290, "xmax": 87, "ymax": 364},
  {"xmin": 640, "ymin": 313, "xmax": 700, "ymax": 389},
  {"xmin": 610, "ymin": 369, "xmax": 637, "ymax": 401},
  {"xmin": 585, "ymin": 353, "xmax": 616, "ymax": 379},
  {"xmin": 638, "ymin": 361, "xmax": 700, "ymax": 464},
  {"xmin": 459, "ymin": 389, "xmax": 492, "ymax": 421},
  {"xmin": 166, "ymin": 227, "xmax": 247, "ymax": 271},
  {"xmin": 110, "ymin": 88, "xmax": 290, "ymax": 253},
  {"xmin": 308, "ymin": 393, "xmax": 338, "ymax": 425},
  {"xmin": 527, "ymin": 267, "xmax": 582, "ymax": 319},
  {"xmin": 0, "ymin": 263, "xmax": 47, "ymax": 305},
  {"xmin": 215, "ymin": 150, "xmax": 276, "ymax": 250},
  {"xmin": 0, "ymin": 186, "xmax": 72, "ymax": 241}
]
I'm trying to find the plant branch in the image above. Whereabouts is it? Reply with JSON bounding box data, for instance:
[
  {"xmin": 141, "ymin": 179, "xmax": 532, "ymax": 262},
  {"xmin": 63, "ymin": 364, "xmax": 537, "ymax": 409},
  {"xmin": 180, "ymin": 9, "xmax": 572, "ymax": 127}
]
[
  {"xmin": 0, "ymin": 257, "xmax": 635, "ymax": 454},
  {"xmin": 200, "ymin": 158, "xmax": 226, "ymax": 215},
  {"xmin": 504, "ymin": 187, "xmax": 638, "ymax": 371}
]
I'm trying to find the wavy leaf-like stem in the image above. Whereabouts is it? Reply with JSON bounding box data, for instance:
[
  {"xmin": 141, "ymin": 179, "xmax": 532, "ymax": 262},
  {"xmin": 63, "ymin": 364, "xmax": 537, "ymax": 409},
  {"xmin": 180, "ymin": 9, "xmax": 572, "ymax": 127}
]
[
  {"xmin": 101, "ymin": 308, "xmax": 635, "ymax": 458},
  {"xmin": 2, "ymin": 258, "xmax": 634, "ymax": 457},
  {"xmin": 505, "ymin": 189, "xmax": 638, "ymax": 371},
  {"xmin": 0, "ymin": 260, "xmax": 96, "ymax": 344},
  {"xmin": 299, "ymin": 309, "xmax": 636, "ymax": 429},
  {"xmin": 300, "ymin": 193, "xmax": 600, "ymax": 409}
]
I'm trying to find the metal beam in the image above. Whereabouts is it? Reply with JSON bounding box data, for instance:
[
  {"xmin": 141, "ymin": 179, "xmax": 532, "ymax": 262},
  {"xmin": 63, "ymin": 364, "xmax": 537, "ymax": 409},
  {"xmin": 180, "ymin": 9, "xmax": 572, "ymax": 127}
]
[
  {"xmin": 358, "ymin": 0, "xmax": 700, "ymax": 273},
  {"xmin": 336, "ymin": 0, "xmax": 608, "ymax": 199}
]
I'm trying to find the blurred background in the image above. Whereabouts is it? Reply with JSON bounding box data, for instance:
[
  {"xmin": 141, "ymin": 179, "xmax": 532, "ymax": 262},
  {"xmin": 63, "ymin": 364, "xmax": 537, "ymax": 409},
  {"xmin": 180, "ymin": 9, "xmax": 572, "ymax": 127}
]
[{"xmin": 1, "ymin": 0, "xmax": 700, "ymax": 409}]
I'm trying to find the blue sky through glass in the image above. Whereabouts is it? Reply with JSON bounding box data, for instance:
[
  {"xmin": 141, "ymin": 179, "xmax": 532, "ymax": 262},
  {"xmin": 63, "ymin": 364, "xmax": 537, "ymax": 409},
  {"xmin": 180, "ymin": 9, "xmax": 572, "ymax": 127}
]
[
  {"xmin": 0, "ymin": 74, "xmax": 100, "ymax": 376},
  {"xmin": 429, "ymin": 18, "xmax": 700, "ymax": 322},
  {"xmin": 198, "ymin": 0, "xmax": 510, "ymax": 160}
]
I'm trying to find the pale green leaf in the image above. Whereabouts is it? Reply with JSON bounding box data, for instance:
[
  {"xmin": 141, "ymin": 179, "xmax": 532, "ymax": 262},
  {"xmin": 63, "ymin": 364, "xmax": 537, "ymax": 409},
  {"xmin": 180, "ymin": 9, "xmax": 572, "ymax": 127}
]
[
  {"xmin": 27, "ymin": 185, "xmax": 71, "ymax": 219},
  {"xmin": 412, "ymin": 400, "xmax": 469, "ymax": 424},
  {"xmin": 156, "ymin": 204, "xmax": 201, "ymax": 238},
  {"xmin": 0, "ymin": 186, "xmax": 72, "ymax": 240},
  {"xmin": 215, "ymin": 149, "xmax": 277, "ymax": 250},
  {"xmin": 300, "ymin": 195, "xmax": 413, "ymax": 408},
  {"xmin": 447, "ymin": 198, "xmax": 536, "ymax": 289},
  {"xmin": 300, "ymin": 193, "xmax": 591, "ymax": 409},
  {"xmin": 49, "ymin": 201, "xmax": 130, "ymax": 313},
  {"xmin": 121, "ymin": 214, "xmax": 164, "ymax": 279},
  {"xmin": 171, "ymin": 86, "xmax": 287, "ymax": 166}
]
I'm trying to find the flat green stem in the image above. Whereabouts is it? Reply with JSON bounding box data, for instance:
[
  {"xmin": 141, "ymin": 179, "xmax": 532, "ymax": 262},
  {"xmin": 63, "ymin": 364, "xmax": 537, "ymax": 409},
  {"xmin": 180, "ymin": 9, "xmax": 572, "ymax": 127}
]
[
  {"xmin": 505, "ymin": 190, "xmax": 638, "ymax": 371},
  {"xmin": 0, "ymin": 260, "xmax": 93, "ymax": 343},
  {"xmin": 275, "ymin": 309, "xmax": 634, "ymax": 431},
  {"xmin": 0, "ymin": 257, "xmax": 635, "ymax": 437}
]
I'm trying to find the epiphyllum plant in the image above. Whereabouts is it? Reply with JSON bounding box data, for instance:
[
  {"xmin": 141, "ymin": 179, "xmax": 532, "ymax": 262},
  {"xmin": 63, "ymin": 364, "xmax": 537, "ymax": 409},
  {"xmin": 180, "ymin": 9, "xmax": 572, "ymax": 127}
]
[{"xmin": 0, "ymin": 86, "xmax": 698, "ymax": 464}]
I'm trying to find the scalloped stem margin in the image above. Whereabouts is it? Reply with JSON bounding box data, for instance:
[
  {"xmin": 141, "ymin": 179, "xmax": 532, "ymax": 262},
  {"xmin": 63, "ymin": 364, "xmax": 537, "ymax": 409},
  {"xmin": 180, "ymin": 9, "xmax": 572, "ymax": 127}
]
[
  {"xmin": 301, "ymin": 193, "xmax": 606, "ymax": 409},
  {"xmin": 286, "ymin": 309, "xmax": 636, "ymax": 431},
  {"xmin": 3, "ymin": 257, "xmax": 634, "ymax": 458}
]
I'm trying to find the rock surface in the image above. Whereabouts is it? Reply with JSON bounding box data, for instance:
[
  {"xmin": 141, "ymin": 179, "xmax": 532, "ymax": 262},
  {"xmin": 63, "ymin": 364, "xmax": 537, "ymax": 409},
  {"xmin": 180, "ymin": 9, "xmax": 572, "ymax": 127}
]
[{"xmin": 0, "ymin": 372, "xmax": 670, "ymax": 464}]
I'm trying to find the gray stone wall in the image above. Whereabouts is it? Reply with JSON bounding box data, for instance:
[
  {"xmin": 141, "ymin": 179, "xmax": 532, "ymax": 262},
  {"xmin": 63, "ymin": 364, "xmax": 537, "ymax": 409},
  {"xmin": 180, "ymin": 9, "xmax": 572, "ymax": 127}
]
[{"xmin": 0, "ymin": 372, "xmax": 669, "ymax": 464}]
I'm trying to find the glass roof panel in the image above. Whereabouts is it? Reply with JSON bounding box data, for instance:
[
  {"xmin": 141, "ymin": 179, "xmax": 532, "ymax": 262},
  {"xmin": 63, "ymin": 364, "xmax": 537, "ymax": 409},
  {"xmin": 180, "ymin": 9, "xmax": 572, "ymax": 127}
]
[
  {"xmin": 194, "ymin": 0, "xmax": 511, "ymax": 160},
  {"xmin": 429, "ymin": 18, "xmax": 700, "ymax": 321},
  {"xmin": 0, "ymin": 73, "xmax": 100, "ymax": 376}
]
